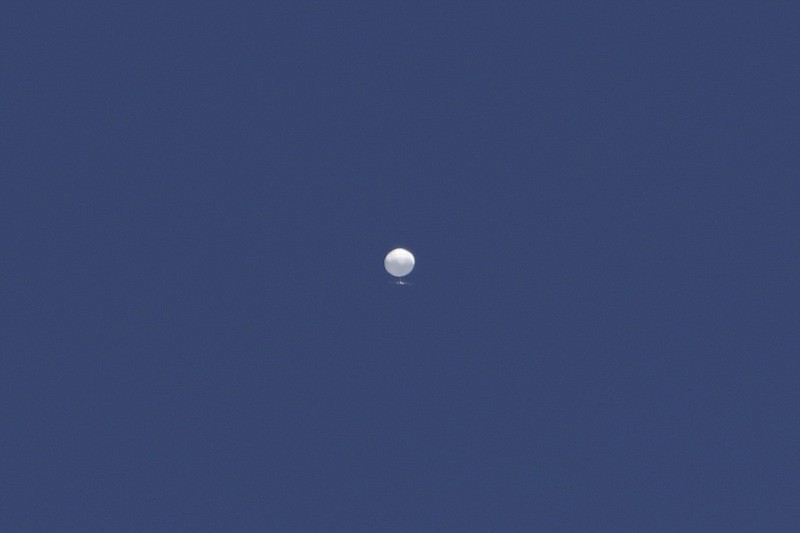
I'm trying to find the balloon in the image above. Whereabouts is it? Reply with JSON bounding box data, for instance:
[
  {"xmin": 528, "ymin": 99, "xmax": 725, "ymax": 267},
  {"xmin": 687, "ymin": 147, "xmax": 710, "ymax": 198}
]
[{"xmin": 384, "ymin": 248, "xmax": 415, "ymax": 277}]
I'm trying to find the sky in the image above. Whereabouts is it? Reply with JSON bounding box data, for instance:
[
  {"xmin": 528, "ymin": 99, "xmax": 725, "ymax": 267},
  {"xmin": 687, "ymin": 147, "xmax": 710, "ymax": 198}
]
[{"xmin": 2, "ymin": 2, "xmax": 799, "ymax": 531}]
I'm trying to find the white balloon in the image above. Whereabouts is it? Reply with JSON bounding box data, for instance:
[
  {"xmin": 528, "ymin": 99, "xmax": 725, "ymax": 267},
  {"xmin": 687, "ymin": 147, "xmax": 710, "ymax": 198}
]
[{"xmin": 384, "ymin": 248, "xmax": 415, "ymax": 277}]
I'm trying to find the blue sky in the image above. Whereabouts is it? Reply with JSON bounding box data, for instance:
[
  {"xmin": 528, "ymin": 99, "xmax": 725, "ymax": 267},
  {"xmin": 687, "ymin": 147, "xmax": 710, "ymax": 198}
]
[{"xmin": 2, "ymin": 2, "xmax": 799, "ymax": 530}]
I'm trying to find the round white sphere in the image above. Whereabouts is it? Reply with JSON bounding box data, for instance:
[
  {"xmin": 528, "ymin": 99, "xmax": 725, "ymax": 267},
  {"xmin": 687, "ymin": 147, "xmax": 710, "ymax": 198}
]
[{"xmin": 384, "ymin": 248, "xmax": 415, "ymax": 277}]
